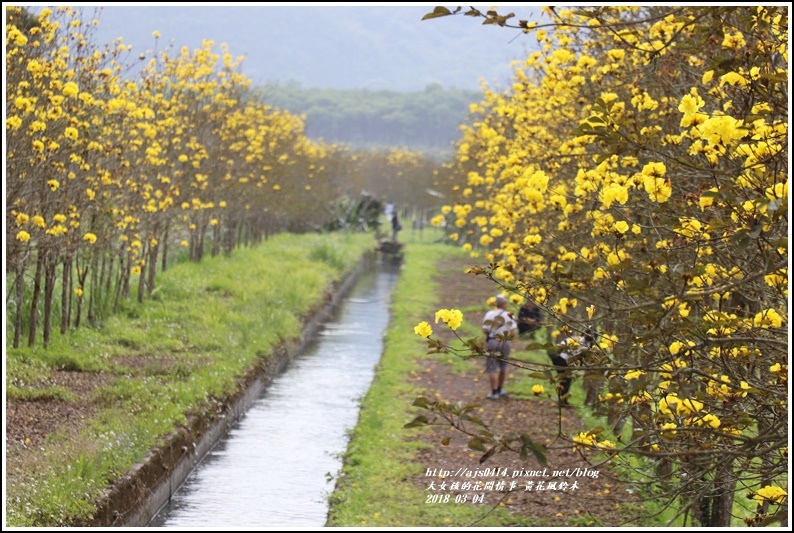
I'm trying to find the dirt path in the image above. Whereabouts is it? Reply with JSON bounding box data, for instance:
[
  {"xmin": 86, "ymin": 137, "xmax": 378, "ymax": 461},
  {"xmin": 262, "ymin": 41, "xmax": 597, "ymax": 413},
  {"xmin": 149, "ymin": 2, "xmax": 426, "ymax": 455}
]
[{"xmin": 407, "ymin": 256, "xmax": 642, "ymax": 527}]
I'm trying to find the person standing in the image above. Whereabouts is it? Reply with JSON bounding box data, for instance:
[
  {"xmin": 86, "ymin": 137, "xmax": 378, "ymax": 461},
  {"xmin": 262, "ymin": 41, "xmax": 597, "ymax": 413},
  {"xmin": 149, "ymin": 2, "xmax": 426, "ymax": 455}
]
[
  {"xmin": 517, "ymin": 299, "xmax": 542, "ymax": 338},
  {"xmin": 391, "ymin": 210, "xmax": 402, "ymax": 242},
  {"xmin": 482, "ymin": 294, "xmax": 518, "ymax": 399},
  {"xmin": 548, "ymin": 328, "xmax": 595, "ymax": 407}
]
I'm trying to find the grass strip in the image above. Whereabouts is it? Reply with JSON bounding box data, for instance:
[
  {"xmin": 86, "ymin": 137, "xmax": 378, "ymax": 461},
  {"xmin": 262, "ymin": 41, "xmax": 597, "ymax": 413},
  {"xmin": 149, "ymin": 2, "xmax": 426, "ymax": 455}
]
[
  {"xmin": 326, "ymin": 241, "xmax": 532, "ymax": 527},
  {"xmin": 5, "ymin": 232, "xmax": 373, "ymax": 526}
]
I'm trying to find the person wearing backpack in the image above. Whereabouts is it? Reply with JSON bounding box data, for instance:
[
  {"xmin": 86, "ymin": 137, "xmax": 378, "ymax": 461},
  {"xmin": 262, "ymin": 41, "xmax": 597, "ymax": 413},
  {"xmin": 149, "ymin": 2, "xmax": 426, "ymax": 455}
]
[
  {"xmin": 481, "ymin": 295, "xmax": 518, "ymax": 400},
  {"xmin": 548, "ymin": 327, "xmax": 595, "ymax": 407}
]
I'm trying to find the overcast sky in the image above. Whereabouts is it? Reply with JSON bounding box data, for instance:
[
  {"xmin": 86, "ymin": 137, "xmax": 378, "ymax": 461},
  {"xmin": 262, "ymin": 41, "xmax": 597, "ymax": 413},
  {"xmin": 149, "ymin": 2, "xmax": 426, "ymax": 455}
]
[{"xmin": 62, "ymin": 3, "xmax": 543, "ymax": 91}]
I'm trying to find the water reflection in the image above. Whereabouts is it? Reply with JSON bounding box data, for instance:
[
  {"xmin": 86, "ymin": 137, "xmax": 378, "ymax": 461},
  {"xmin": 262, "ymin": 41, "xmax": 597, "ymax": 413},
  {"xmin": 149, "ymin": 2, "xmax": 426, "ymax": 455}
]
[{"xmin": 150, "ymin": 263, "xmax": 399, "ymax": 528}]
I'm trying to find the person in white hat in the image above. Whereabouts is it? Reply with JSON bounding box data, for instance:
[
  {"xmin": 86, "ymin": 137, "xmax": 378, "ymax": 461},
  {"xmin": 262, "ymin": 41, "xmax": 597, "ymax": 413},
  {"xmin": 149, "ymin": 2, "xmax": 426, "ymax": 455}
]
[{"xmin": 481, "ymin": 294, "xmax": 518, "ymax": 399}]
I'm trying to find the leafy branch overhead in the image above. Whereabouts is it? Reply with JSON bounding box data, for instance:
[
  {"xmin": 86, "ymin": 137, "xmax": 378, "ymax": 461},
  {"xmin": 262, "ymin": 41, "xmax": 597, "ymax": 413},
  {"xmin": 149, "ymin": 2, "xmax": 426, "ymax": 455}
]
[
  {"xmin": 404, "ymin": 396, "xmax": 547, "ymax": 467},
  {"xmin": 422, "ymin": 6, "xmax": 523, "ymax": 27}
]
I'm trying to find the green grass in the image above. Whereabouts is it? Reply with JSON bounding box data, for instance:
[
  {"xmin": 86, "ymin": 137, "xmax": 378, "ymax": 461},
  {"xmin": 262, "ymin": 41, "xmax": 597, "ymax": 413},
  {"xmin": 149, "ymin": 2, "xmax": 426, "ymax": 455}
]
[
  {"xmin": 326, "ymin": 241, "xmax": 533, "ymax": 527},
  {"xmin": 5, "ymin": 232, "xmax": 374, "ymax": 527}
]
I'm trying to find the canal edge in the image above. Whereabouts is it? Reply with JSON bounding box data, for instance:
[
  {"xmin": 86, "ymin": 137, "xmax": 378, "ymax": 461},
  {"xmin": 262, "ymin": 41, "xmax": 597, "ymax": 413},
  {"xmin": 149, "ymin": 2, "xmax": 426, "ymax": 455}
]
[{"xmin": 86, "ymin": 250, "xmax": 377, "ymax": 527}]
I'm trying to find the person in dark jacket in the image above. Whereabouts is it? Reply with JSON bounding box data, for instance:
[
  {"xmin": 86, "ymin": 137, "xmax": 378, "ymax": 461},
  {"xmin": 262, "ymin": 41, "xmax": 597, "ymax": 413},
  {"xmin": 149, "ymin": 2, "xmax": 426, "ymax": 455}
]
[
  {"xmin": 517, "ymin": 300, "xmax": 542, "ymax": 338},
  {"xmin": 548, "ymin": 328, "xmax": 595, "ymax": 407},
  {"xmin": 391, "ymin": 211, "xmax": 402, "ymax": 242}
]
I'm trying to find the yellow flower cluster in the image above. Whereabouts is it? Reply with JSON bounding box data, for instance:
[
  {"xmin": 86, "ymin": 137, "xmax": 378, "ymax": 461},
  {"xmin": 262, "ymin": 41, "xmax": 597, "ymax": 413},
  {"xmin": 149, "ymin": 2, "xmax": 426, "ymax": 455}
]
[
  {"xmin": 413, "ymin": 321, "xmax": 433, "ymax": 338},
  {"xmin": 434, "ymin": 309, "xmax": 463, "ymax": 331},
  {"xmin": 754, "ymin": 485, "xmax": 787, "ymax": 505}
]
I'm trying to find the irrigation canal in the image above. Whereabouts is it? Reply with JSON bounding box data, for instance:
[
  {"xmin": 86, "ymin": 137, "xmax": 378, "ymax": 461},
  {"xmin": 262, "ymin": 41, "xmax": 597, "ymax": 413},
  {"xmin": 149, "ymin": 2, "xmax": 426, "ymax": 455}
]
[{"xmin": 150, "ymin": 261, "xmax": 400, "ymax": 527}]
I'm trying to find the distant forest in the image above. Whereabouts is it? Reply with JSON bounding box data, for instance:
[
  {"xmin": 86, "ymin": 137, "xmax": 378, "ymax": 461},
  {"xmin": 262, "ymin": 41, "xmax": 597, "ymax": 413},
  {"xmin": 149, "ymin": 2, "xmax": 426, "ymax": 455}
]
[{"xmin": 257, "ymin": 82, "xmax": 482, "ymax": 155}]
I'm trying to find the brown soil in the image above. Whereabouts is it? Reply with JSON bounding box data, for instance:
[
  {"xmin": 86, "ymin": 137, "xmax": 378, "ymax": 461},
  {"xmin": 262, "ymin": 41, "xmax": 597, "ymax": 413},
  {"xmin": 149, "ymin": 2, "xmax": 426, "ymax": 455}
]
[
  {"xmin": 407, "ymin": 256, "xmax": 642, "ymax": 527},
  {"xmin": 6, "ymin": 371, "xmax": 109, "ymax": 453}
]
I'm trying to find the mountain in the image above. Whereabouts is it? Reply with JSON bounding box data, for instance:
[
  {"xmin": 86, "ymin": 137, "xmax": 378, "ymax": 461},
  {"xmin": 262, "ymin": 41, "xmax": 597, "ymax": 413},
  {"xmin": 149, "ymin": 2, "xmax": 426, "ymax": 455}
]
[{"xmin": 258, "ymin": 82, "xmax": 482, "ymax": 153}]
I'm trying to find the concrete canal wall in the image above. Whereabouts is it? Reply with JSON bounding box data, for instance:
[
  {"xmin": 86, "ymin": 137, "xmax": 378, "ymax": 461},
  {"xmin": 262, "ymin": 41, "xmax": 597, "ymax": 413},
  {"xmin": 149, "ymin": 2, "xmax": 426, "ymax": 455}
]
[{"xmin": 86, "ymin": 253, "xmax": 376, "ymax": 527}]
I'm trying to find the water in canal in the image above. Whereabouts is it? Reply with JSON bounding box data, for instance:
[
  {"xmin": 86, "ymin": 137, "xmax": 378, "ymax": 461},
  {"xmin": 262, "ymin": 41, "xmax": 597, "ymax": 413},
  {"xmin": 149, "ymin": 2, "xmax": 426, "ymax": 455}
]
[{"xmin": 150, "ymin": 262, "xmax": 399, "ymax": 527}]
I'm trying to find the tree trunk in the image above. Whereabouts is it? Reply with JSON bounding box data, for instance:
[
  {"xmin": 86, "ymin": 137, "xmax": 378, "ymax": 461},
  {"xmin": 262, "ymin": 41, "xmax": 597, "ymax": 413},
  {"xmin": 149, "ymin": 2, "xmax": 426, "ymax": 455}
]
[
  {"xmin": 13, "ymin": 262, "xmax": 26, "ymax": 348},
  {"xmin": 28, "ymin": 249, "xmax": 45, "ymax": 347},
  {"xmin": 225, "ymin": 221, "xmax": 235, "ymax": 255},
  {"xmin": 137, "ymin": 241, "xmax": 148, "ymax": 303},
  {"xmin": 242, "ymin": 221, "xmax": 249, "ymax": 247},
  {"xmin": 121, "ymin": 251, "xmax": 131, "ymax": 300},
  {"xmin": 60, "ymin": 256, "xmax": 71, "ymax": 334},
  {"xmin": 88, "ymin": 250, "xmax": 99, "ymax": 326},
  {"xmin": 198, "ymin": 224, "xmax": 206, "ymax": 261},
  {"xmin": 692, "ymin": 461, "xmax": 737, "ymax": 526},
  {"xmin": 147, "ymin": 238, "xmax": 158, "ymax": 296},
  {"xmin": 74, "ymin": 259, "xmax": 89, "ymax": 329},
  {"xmin": 42, "ymin": 253, "xmax": 56, "ymax": 348},
  {"xmin": 161, "ymin": 223, "xmax": 169, "ymax": 271},
  {"xmin": 113, "ymin": 252, "xmax": 125, "ymax": 314},
  {"xmin": 105, "ymin": 254, "xmax": 114, "ymax": 296},
  {"xmin": 98, "ymin": 252, "xmax": 107, "ymax": 315},
  {"xmin": 211, "ymin": 222, "xmax": 219, "ymax": 257},
  {"xmin": 607, "ymin": 403, "xmax": 626, "ymax": 434},
  {"xmin": 67, "ymin": 257, "xmax": 74, "ymax": 328},
  {"xmin": 190, "ymin": 229, "xmax": 198, "ymax": 261}
]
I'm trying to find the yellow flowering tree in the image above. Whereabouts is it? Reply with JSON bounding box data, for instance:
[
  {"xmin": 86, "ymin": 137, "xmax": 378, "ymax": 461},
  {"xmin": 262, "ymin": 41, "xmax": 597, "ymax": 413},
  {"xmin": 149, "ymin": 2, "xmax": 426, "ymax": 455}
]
[
  {"xmin": 419, "ymin": 5, "xmax": 788, "ymax": 526},
  {"xmin": 5, "ymin": 7, "xmax": 353, "ymax": 347},
  {"xmin": 342, "ymin": 147, "xmax": 454, "ymax": 221}
]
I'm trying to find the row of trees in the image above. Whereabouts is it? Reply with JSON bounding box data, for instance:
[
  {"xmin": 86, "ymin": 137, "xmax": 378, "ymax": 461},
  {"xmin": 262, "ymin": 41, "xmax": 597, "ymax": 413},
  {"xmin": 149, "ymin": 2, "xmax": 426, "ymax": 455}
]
[
  {"xmin": 427, "ymin": 6, "xmax": 787, "ymax": 527},
  {"xmin": 5, "ymin": 7, "xmax": 453, "ymax": 349},
  {"xmin": 258, "ymin": 81, "xmax": 482, "ymax": 154},
  {"xmin": 342, "ymin": 147, "xmax": 454, "ymax": 214}
]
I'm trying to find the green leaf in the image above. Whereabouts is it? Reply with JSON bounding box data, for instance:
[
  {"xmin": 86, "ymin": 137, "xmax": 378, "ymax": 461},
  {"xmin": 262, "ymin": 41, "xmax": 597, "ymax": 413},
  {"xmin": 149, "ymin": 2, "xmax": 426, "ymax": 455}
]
[
  {"xmin": 707, "ymin": 218, "xmax": 730, "ymax": 230},
  {"xmin": 468, "ymin": 437, "xmax": 486, "ymax": 452},
  {"xmin": 479, "ymin": 445, "xmax": 499, "ymax": 464},
  {"xmin": 575, "ymin": 125, "xmax": 596, "ymax": 137},
  {"xmin": 422, "ymin": 6, "xmax": 453, "ymax": 20},
  {"xmin": 528, "ymin": 443, "xmax": 547, "ymax": 467},
  {"xmin": 412, "ymin": 396, "xmax": 433, "ymax": 409},
  {"xmin": 441, "ymin": 437, "xmax": 451, "ymax": 446},
  {"xmin": 624, "ymin": 278, "xmax": 649, "ymax": 295},
  {"xmin": 761, "ymin": 72, "xmax": 788, "ymax": 83},
  {"xmin": 523, "ymin": 341, "xmax": 549, "ymax": 351},
  {"xmin": 461, "ymin": 415, "xmax": 486, "ymax": 426},
  {"xmin": 403, "ymin": 415, "xmax": 429, "ymax": 429}
]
